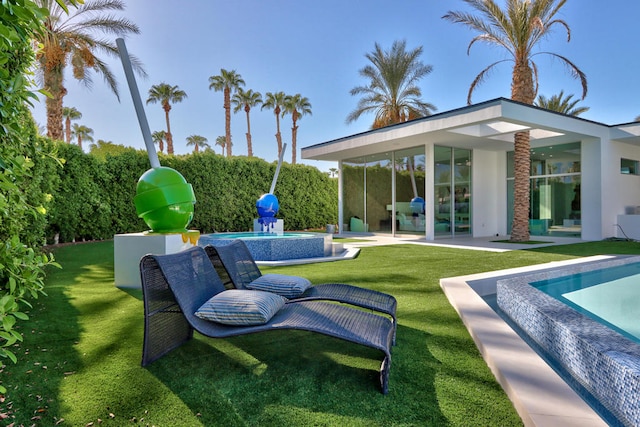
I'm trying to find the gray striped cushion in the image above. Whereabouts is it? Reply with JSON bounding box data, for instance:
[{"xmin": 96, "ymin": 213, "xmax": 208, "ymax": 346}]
[
  {"xmin": 195, "ymin": 289, "xmax": 286, "ymax": 325},
  {"xmin": 247, "ymin": 274, "xmax": 312, "ymax": 298}
]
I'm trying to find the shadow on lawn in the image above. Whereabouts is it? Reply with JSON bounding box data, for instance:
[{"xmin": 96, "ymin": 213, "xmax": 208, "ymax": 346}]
[
  {"xmin": 2, "ymin": 262, "xmax": 86, "ymax": 425},
  {"xmin": 146, "ymin": 324, "xmax": 449, "ymax": 426}
]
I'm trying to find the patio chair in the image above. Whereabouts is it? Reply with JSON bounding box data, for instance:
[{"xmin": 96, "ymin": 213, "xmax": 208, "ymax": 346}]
[
  {"xmin": 203, "ymin": 240, "xmax": 397, "ymax": 343},
  {"xmin": 139, "ymin": 246, "xmax": 393, "ymax": 393}
]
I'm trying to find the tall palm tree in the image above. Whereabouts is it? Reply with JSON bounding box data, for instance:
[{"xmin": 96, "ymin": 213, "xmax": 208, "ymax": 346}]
[
  {"xmin": 185, "ymin": 134, "xmax": 209, "ymax": 153},
  {"xmin": 283, "ymin": 94, "xmax": 312, "ymax": 164},
  {"xmin": 231, "ymin": 88, "xmax": 262, "ymax": 157},
  {"xmin": 215, "ymin": 135, "xmax": 226, "ymax": 156},
  {"xmin": 347, "ymin": 40, "xmax": 437, "ymax": 129},
  {"xmin": 151, "ymin": 130, "xmax": 166, "ymax": 153},
  {"xmin": 535, "ymin": 90, "xmax": 589, "ymax": 116},
  {"xmin": 209, "ymin": 69, "xmax": 245, "ymax": 158},
  {"xmin": 71, "ymin": 123, "xmax": 93, "ymax": 150},
  {"xmin": 146, "ymin": 83, "xmax": 187, "ymax": 155},
  {"xmin": 262, "ymin": 91, "xmax": 287, "ymax": 158},
  {"xmin": 34, "ymin": 0, "xmax": 145, "ymax": 140},
  {"xmin": 62, "ymin": 106, "xmax": 82, "ymax": 143},
  {"xmin": 444, "ymin": 0, "xmax": 587, "ymax": 242}
]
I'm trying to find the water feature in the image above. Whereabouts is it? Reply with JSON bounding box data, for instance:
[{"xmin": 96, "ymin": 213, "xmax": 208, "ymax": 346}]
[{"xmin": 198, "ymin": 232, "xmax": 338, "ymax": 262}]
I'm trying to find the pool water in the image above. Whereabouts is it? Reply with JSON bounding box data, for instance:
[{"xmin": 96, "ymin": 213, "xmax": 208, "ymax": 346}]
[{"xmin": 532, "ymin": 262, "xmax": 640, "ymax": 344}]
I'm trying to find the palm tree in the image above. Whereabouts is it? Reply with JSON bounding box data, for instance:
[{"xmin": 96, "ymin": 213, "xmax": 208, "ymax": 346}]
[
  {"xmin": 209, "ymin": 69, "xmax": 245, "ymax": 157},
  {"xmin": 34, "ymin": 0, "xmax": 145, "ymax": 140},
  {"xmin": 231, "ymin": 88, "xmax": 262, "ymax": 157},
  {"xmin": 215, "ymin": 135, "xmax": 226, "ymax": 155},
  {"xmin": 71, "ymin": 123, "xmax": 93, "ymax": 150},
  {"xmin": 329, "ymin": 167, "xmax": 338, "ymax": 178},
  {"xmin": 283, "ymin": 94, "xmax": 312, "ymax": 164},
  {"xmin": 444, "ymin": 0, "xmax": 587, "ymax": 242},
  {"xmin": 151, "ymin": 130, "xmax": 167, "ymax": 153},
  {"xmin": 347, "ymin": 40, "xmax": 437, "ymax": 129},
  {"xmin": 262, "ymin": 91, "xmax": 287, "ymax": 158},
  {"xmin": 146, "ymin": 83, "xmax": 187, "ymax": 155},
  {"xmin": 62, "ymin": 106, "xmax": 82, "ymax": 143},
  {"xmin": 186, "ymin": 135, "xmax": 209, "ymax": 153},
  {"xmin": 535, "ymin": 90, "xmax": 589, "ymax": 116}
]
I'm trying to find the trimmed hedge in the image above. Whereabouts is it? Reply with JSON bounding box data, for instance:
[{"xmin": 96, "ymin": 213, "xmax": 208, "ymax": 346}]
[{"xmin": 46, "ymin": 148, "xmax": 337, "ymax": 243}]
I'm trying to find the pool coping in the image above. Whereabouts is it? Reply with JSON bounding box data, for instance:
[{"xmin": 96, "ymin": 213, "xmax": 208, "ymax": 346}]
[{"xmin": 440, "ymin": 256, "xmax": 614, "ymax": 427}]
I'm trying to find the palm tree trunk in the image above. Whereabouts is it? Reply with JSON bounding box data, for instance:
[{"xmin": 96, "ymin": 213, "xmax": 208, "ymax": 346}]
[
  {"xmin": 511, "ymin": 130, "xmax": 531, "ymax": 242},
  {"xmin": 509, "ymin": 60, "xmax": 535, "ymax": 242},
  {"xmin": 224, "ymin": 87, "xmax": 232, "ymax": 157},
  {"xmin": 44, "ymin": 58, "xmax": 65, "ymax": 141},
  {"xmin": 245, "ymin": 107, "xmax": 253, "ymax": 157},
  {"xmin": 291, "ymin": 123, "xmax": 298, "ymax": 164},
  {"xmin": 275, "ymin": 106, "xmax": 282, "ymax": 158},
  {"xmin": 65, "ymin": 117, "xmax": 71, "ymax": 143},
  {"xmin": 77, "ymin": 135, "xmax": 82, "ymax": 150},
  {"xmin": 46, "ymin": 86, "xmax": 66, "ymax": 141},
  {"xmin": 164, "ymin": 105, "xmax": 173, "ymax": 154}
]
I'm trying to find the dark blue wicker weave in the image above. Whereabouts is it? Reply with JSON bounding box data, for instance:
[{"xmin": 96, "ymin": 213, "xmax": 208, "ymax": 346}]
[
  {"xmin": 139, "ymin": 246, "xmax": 393, "ymax": 393},
  {"xmin": 203, "ymin": 240, "xmax": 398, "ymax": 344}
]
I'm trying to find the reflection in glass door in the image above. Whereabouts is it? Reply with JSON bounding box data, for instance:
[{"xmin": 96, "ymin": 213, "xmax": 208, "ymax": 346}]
[{"xmin": 434, "ymin": 146, "xmax": 472, "ymax": 237}]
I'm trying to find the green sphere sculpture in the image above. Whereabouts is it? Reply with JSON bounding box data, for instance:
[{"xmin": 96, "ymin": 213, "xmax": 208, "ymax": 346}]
[{"xmin": 134, "ymin": 167, "xmax": 196, "ymax": 233}]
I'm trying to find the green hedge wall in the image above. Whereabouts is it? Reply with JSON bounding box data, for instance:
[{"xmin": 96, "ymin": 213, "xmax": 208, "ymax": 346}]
[{"xmin": 45, "ymin": 147, "xmax": 337, "ymax": 243}]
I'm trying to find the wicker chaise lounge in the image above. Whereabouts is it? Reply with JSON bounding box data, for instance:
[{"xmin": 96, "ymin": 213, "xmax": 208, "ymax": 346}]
[
  {"xmin": 203, "ymin": 240, "xmax": 398, "ymax": 342},
  {"xmin": 139, "ymin": 246, "xmax": 394, "ymax": 393}
]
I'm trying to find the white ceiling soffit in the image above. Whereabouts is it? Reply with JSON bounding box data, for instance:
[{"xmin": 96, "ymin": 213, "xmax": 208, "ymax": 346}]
[
  {"xmin": 448, "ymin": 121, "xmax": 530, "ymax": 137},
  {"xmin": 487, "ymin": 128, "xmax": 565, "ymax": 142}
]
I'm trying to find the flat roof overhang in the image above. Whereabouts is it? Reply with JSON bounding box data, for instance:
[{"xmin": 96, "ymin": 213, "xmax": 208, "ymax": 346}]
[{"xmin": 302, "ymin": 98, "xmax": 611, "ymax": 162}]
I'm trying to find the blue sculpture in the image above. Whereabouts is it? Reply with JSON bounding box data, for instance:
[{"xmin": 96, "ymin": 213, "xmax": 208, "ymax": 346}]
[
  {"xmin": 256, "ymin": 193, "xmax": 279, "ymax": 231},
  {"xmin": 256, "ymin": 144, "xmax": 287, "ymax": 233},
  {"xmin": 410, "ymin": 196, "xmax": 425, "ymax": 215}
]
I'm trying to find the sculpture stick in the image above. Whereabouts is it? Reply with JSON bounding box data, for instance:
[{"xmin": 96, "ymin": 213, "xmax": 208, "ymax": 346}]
[
  {"xmin": 408, "ymin": 157, "xmax": 418, "ymax": 198},
  {"xmin": 269, "ymin": 143, "xmax": 287, "ymax": 194},
  {"xmin": 115, "ymin": 38, "xmax": 160, "ymax": 169}
]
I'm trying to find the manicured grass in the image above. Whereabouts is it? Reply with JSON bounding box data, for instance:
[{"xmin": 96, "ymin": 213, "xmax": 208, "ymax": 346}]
[{"xmin": 3, "ymin": 240, "xmax": 640, "ymax": 426}]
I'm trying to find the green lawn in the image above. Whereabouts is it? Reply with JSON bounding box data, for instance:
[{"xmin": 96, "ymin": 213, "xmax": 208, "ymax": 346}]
[{"xmin": 4, "ymin": 240, "xmax": 640, "ymax": 426}]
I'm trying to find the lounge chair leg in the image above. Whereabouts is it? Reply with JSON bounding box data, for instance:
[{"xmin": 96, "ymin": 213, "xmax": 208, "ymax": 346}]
[{"xmin": 380, "ymin": 356, "xmax": 390, "ymax": 394}]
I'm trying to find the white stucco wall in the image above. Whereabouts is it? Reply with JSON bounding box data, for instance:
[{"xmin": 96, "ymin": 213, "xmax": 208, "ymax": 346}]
[
  {"xmin": 581, "ymin": 137, "xmax": 603, "ymax": 240},
  {"xmin": 607, "ymin": 140, "xmax": 640, "ymax": 237},
  {"xmin": 471, "ymin": 149, "xmax": 504, "ymax": 237}
]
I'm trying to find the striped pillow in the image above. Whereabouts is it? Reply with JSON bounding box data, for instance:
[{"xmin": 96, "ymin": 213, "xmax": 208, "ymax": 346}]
[
  {"xmin": 246, "ymin": 274, "xmax": 312, "ymax": 298},
  {"xmin": 195, "ymin": 289, "xmax": 286, "ymax": 325}
]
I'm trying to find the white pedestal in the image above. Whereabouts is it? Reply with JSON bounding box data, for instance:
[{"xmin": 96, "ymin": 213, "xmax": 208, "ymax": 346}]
[
  {"xmin": 253, "ymin": 218, "xmax": 284, "ymax": 233},
  {"xmin": 114, "ymin": 231, "xmax": 199, "ymax": 288}
]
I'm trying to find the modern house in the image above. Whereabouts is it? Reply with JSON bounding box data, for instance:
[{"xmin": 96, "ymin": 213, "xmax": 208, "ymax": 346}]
[{"xmin": 301, "ymin": 98, "xmax": 640, "ymax": 241}]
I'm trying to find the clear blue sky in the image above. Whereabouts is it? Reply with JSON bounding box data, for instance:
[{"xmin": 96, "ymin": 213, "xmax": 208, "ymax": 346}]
[{"xmin": 30, "ymin": 0, "xmax": 640, "ymax": 172}]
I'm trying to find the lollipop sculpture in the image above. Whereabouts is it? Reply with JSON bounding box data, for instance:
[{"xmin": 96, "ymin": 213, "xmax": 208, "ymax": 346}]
[
  {"xmin": 256, "ymin": 143, "xmax": 287, "ymax": 232},
  {"xmin": 116, "ymin": 39, "xmax": 196, "ymax": 233}
]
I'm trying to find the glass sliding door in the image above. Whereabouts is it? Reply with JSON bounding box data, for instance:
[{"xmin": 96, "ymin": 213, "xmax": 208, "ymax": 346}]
[
  {"xmin": 434, "ymin": 146, "xmax": 452, "ymax": 236},
  {"xmin": 434, "ymin": 146, "xmax": 472, "ymax": 237},
  {"xmin": 365, "ymin": 154, "xmax": 392, "ymax": 232},
  {"xmin": 343, "ymin": 154, "xmax": 392, "ymax": 233},
  {"xmin": 453, "ymin": 148, "xmax": 471, "ymax": 235},
  {"xmin": 395, "ymin": 147, "xmax": 426, "ymax": 235},
  {"xmin": 507, "ymin": 142, "xmax": 581, "ymax": 237},
  {"xmin": 343, "ymin": 159, "xmax": 365, "ymax": 231}
]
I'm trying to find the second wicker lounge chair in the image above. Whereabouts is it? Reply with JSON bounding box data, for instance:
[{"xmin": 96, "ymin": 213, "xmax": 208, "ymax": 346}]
[{"xmin": 203, "ymin": 240, "xmax": 398, "ymax": 343}]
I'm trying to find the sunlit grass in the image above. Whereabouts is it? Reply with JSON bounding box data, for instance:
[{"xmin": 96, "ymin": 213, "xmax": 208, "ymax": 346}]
[{"xmin": 3, "ymin": 239, "xmax": 639, "ymax": 426}]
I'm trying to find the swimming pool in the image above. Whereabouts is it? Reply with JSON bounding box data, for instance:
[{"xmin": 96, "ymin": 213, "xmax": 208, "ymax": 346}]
[
  {"xmin": 532, "ymin": 262, "xmax": 640, "ymax": 345},
  {"xmin": 198, "ymin": 231, "xmax": 333, "ymax": 261},
  {"xmin": 497, "ymin": 256, "xmax": 640, "ymax": 427}
]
